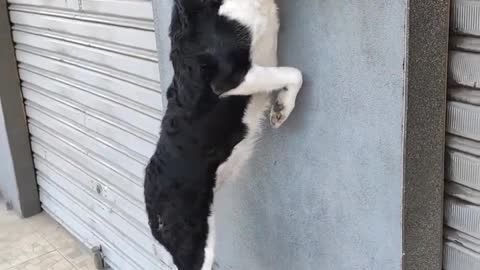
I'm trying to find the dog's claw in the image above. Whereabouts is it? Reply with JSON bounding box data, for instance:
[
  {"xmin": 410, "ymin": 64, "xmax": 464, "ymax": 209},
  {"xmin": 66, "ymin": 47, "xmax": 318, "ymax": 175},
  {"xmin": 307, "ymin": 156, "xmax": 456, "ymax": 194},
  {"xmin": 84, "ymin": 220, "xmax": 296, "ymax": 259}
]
[{"xmin": 270, "ymin": 103, "xmax": 286, "ymax": 128}]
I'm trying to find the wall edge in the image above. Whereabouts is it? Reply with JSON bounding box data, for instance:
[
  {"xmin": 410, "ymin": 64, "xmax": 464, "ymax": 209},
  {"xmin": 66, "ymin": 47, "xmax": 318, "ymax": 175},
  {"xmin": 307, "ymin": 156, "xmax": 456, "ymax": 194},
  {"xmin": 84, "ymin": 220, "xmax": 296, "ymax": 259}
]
[{"xmin": 403, "ymin": 0, "xmax": 450, "ymax": 269}]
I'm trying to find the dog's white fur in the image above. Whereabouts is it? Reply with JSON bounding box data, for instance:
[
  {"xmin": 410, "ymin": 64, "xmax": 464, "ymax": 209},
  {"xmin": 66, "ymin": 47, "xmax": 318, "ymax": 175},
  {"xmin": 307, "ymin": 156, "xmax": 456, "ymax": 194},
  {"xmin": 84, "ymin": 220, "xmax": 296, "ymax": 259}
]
[
  {"xmin": 199, "ymin": 1, "xmax": 303, "ymax": 269},
  {"xmin": 216, "ymin": 0, "xmax": 303, "ymax": 190}
]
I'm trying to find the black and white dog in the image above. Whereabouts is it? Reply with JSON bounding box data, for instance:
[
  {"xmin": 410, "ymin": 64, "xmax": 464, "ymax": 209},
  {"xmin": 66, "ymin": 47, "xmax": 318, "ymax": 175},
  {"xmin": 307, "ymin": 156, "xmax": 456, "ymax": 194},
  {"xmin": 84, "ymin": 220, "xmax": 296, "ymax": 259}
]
[{"xmin": 144, "ymin": 0, "xmax": 303, "ymax": 269}]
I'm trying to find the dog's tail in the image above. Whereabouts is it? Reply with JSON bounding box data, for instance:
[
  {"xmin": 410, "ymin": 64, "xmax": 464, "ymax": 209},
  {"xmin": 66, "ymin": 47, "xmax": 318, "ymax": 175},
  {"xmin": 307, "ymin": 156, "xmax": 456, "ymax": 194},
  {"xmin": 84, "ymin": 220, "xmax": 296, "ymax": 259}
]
[
  {"xmin": 171, "ymin": 0, "xmax": 220, "ymax": 39},
  {"xmin": 172, "ymin": 0, "xmax": 189, "ymax": 28},
  {"xmin": 171, "ymin": 0, "xmax": 206, "ymax": 31}
]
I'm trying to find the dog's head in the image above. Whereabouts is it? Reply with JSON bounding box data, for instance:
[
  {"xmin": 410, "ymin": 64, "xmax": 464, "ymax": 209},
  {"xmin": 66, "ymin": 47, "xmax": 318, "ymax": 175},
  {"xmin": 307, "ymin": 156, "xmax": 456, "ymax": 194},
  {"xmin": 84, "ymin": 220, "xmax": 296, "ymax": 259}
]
[{"xmin": 196, "ymin": 47, "xmax": 251, "ymax": 96}]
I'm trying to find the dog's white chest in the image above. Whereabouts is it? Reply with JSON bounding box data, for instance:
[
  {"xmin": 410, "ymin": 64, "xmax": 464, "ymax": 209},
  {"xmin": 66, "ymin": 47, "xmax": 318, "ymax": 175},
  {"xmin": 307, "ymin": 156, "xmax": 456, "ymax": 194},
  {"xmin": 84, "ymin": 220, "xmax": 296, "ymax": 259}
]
[
  {"xmin": 215, "ymin": 0, "xmax": 279, "ymax": 188},
  {"xmin": 219, "ymin": 0, "xmax": 279, "ymax": 66}
]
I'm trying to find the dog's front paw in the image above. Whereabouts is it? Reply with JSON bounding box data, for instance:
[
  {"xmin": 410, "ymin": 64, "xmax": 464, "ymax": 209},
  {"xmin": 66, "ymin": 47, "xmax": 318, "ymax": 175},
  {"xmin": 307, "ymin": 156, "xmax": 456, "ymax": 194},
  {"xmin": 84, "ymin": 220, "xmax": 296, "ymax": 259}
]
[
  {"xmin": 270, "ymin": 99, "xmax": 294, "ymax": 128},
  {"xmin": 270, "ymin": 71, "xmax": 303, "ymax": 128},
  {"xmin": 270, "ymin": 100, "xmax": 286, "ymax": 128},
  {"xmin": 270, "ymin": 85, "xmax": 301, "ymax": 128}
]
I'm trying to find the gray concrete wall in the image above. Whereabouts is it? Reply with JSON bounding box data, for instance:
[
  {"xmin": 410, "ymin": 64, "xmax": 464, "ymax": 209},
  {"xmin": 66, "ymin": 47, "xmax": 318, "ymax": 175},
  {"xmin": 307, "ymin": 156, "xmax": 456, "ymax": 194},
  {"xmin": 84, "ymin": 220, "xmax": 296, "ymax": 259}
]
[
  {"xmin": 214, "ymin": 2, "xmax": 405, "ymax": 270},
  {"xmin": 0, "ymin": 100, "xmax": 20, "ymax": 209},
  {"xmin": 0, "ymin": 0, "xmax": 40, "ymax": 217},
  {"xmin": 152, "ymin": 1, "xmax": 448, "ymax": 270}
]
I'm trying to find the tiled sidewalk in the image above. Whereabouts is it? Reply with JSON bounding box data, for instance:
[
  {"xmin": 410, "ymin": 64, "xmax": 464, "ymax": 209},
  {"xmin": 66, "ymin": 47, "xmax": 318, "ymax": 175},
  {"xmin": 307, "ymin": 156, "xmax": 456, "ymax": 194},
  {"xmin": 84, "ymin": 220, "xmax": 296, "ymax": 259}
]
[{"xmin": 0, "ymin": 201, "xmax": 96, "ymax": 270}]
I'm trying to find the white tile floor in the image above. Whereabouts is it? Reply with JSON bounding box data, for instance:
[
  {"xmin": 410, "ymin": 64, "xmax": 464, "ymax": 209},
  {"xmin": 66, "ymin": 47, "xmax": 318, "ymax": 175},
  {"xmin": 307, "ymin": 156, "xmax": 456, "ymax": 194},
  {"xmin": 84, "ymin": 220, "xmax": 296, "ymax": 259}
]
[{"xmin": 0, "ymin": 201, "xmax": 96, "ymax": 270}]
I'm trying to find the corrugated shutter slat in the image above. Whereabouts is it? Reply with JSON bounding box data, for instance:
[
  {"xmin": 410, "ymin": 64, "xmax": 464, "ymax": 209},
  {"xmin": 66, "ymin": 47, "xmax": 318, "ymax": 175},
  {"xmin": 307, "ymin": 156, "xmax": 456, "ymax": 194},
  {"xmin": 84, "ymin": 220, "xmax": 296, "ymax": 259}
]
[{"xmin": 8, "ymin": 0, "xmax": 173, "ymax": 268}]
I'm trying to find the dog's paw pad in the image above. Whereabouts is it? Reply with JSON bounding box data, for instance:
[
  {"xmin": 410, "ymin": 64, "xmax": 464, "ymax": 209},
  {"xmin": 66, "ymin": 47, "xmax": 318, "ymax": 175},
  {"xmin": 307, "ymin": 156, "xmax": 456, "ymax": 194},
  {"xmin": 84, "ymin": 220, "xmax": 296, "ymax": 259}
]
[{"xmin": 270, "ymin": 103, "xmax": 287, "ymax": 128}]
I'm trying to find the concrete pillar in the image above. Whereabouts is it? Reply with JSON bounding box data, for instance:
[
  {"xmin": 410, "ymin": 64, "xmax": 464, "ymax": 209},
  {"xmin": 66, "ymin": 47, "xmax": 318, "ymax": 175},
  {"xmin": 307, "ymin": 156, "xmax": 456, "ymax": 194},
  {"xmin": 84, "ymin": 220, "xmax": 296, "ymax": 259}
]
[
  {"xmin": 0, "ymin": 0, "xmax": 40, "ymax": 217},
  {"xmin": 152, "ymin": 1, "xmax": 449, "ymax": 269}
]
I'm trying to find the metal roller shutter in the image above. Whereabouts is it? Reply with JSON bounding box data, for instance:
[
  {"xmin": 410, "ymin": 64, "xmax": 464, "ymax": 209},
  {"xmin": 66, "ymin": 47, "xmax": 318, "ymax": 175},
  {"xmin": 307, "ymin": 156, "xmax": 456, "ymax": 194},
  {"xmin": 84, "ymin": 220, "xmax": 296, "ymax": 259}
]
[
  {"xmin": 7, "ymin": 0, "xmax": 173, "ymax": 269},
  {"xmin": 445, "ymin": 0, "xmax": 480, "ymax": 269}
]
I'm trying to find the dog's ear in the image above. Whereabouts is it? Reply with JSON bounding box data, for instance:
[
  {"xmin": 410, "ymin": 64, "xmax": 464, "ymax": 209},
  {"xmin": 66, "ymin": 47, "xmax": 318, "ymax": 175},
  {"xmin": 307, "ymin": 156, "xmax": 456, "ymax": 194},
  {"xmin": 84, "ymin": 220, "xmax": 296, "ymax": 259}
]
[
  {"xmin": 210, "ymin": 58, "xmax": 235, "ymax": 95},
  {"xmin": 197, "ymin": 52, "xmax": 249, "ymax": 95},
  {"xmin": 211, "ymin": 49, "xmax": 251, "ymax": 95},
  {"xmin": 196, "ymin": 54, "xmax": 232, "ymax": 94},
  {"xmin": 196, "ymin": 55, "xmax": 231, "ymax": 95}
]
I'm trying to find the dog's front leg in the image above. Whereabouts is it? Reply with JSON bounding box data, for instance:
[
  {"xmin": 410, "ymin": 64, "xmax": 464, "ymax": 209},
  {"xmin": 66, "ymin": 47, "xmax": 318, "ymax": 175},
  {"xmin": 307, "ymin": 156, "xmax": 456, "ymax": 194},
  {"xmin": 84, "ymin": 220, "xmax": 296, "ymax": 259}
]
[{"xmin": 221, "ymin": 65, "xmax": 303, "ymax": 128}]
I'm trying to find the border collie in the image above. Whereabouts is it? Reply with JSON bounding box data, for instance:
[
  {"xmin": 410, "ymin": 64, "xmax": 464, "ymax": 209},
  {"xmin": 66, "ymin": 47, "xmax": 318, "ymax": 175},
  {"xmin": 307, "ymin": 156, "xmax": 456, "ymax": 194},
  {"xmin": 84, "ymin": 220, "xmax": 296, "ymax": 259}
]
[{"xmin": 144, "ymin": 0, "xmax": 303, "ymax": 269}]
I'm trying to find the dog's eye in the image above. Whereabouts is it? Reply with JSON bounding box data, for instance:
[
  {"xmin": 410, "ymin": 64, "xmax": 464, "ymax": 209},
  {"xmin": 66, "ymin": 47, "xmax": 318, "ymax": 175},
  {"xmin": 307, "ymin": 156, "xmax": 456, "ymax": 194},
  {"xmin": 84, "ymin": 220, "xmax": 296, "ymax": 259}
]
[{"xmin": 197, "ymin": 54, "xmax": 216, "ymax": 68}]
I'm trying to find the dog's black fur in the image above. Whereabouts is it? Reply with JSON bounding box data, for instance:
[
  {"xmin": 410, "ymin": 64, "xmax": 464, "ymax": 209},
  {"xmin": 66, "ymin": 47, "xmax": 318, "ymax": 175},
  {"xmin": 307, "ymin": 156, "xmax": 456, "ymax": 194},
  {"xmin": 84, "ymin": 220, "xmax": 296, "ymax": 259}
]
[{"xmin": 144, "ymin": 1, "xmax": 252, "ymax": 269}]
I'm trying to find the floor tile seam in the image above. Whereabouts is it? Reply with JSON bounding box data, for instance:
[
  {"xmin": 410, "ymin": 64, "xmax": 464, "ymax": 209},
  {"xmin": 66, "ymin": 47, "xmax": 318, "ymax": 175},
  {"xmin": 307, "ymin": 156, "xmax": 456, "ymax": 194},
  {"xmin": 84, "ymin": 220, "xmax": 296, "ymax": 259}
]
[{"xmin": 4, "ymin": 249, "xmax": 58, "ymax": 270}]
